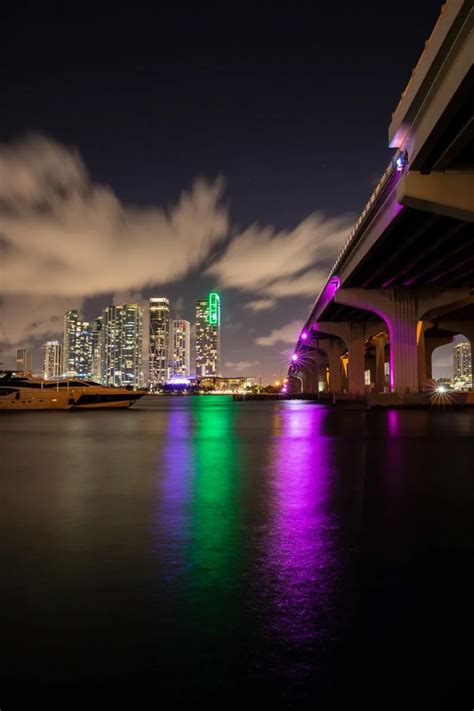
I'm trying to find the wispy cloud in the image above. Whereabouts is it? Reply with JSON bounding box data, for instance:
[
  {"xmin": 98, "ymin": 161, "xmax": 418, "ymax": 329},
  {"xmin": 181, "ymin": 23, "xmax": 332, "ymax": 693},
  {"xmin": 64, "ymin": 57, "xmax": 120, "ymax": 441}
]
[
  {"xmin": 224, "ymin": 360, "xmax": 260, "ymax": 372},
  {"xmin": 0, "ymin": 135, "xmax": 228, "ymax": 297},
  {"xmin": 255, "ymin": 319, "xmax": 304, "ymax": 346},
  {"xmin": 244, "ymin": 298, "xmax": 276, "ymax": 312},
  {"xmin": 0, "ymin": 134, "xmax": 228, "ymax": 349},
  {"xmin": 207, "ymin": 214, "xmax": 351, "ymax": 301}
]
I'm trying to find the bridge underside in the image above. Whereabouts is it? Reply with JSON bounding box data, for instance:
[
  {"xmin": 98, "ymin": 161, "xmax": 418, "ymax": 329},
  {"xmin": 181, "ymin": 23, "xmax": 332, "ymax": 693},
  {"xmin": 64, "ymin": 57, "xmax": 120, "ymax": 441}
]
[
  {"xmin": 321, "ymin": 208, "xmax": 473, "ymax": 324},
  {"xmin": 289, "ymin": 22, "xmax": 473, "ymax": 399}
]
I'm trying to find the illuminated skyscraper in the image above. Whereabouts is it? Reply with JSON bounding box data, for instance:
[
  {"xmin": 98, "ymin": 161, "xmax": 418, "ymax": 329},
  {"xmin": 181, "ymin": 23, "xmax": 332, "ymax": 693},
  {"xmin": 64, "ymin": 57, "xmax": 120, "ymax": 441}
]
[
  {"xmin": 170, "ymin": 320, "xmax": 190, "ymax": 378},
  {"xmin": 100, "ymin": 304, "xmax": 143, "ymax": 388},
  {"xmin": 195, "ymin": 292, "xmax": 220, "ymax": 377},
  {"xmin": 453, "ymin": 341, "xmax": 472, "ymax": 386},
  {"xmin": 63, "ymin": 309, "xmax": 79, "ymax": 375},
  {"xmin": 43, "ymin": 341, "xmax": 62, "ymax": 379},
  {"xmin": 101, "ymin": 305, "xmax": 123, "ymax": 387},
  {"xmin": 149, "ymin": 298, "xmax": 170, "ymax": 387},
  {"xmin": 121, "ymin": 304, "xmax": 143, "ymax": 388},
  {"xmin": 63, "ymin": 309, "xmax": 93, "ymax": 377},
  {"xmin": 16, "ymin": 348, "xmax": 32, "ymax": 372},
  {"xmin": 91, "ymin": 317, "xmax": 103, "ymax": 382}
]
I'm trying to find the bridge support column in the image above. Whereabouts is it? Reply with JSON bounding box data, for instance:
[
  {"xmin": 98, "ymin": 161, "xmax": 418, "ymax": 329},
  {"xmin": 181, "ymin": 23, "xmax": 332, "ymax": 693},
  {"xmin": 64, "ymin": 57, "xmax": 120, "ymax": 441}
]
[
  {"xmin": 300, "ymin": 361, "xmax": 317, "ymax": 394},
  {"xmin": 335, "ymin": 287, "xmax": 472, "ymax": 393},
  {"xmin": 373, "ymin": 333, "xmax": 388, "ymax": 392},
  {"xmin": 389, "ymin": 291, "xmax": 419, "ymax": 393},
  {"xmin": 314, "ymin": 321, "xmax": 385, "ymax": 394},
  {"xmin": 325, "ymin": 339, "xmax": 345, "ymax": 393},
  {"xmin": 348, "ymin": 324, "xmax": 366, "ymax": 394}
]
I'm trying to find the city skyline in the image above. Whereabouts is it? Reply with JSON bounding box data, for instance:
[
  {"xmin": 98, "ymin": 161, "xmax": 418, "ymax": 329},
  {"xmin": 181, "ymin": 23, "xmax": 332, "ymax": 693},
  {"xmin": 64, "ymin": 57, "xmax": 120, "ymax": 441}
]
[
  {"xmin": 0, "ymin": 1, "xmax": 447, "ymax": 383},
  {"xmin": 11, "ymin": 297, "xmax": 472, "ymax": 385}
]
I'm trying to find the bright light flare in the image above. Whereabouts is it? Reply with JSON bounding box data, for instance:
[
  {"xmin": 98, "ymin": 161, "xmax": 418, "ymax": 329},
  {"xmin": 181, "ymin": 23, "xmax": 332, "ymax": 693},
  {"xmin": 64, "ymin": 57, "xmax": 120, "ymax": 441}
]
[{"xmin": 424, "ymin": 381, "xmax": 454, "ymax": 406}]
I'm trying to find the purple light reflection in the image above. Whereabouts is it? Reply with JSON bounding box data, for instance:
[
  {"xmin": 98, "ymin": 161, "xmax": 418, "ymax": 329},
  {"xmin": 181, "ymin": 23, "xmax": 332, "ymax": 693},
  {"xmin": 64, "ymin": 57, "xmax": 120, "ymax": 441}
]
[
  {"xmin": 263, "ymin": 402, "xmax": 340, "ymax": 662},
  {"xmin": 152, "ymin": 404, "xmax": 193, "ymax": 577}
]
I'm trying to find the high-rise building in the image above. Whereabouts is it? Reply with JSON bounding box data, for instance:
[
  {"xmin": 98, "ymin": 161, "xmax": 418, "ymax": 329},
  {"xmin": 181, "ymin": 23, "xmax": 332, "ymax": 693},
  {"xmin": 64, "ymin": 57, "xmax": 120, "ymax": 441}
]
[
  {"xmin": 101, "ymin": 305, "xmax": 123, "ymax": 387},
  {"xmin": 63, "ymin": 309, "xmax": 79, "ymax": 375},
  {"xmin": 100, "ymin": 304, "xmax": 143, "ymax": 388},
  {"xmin": 149, "ymin": 298, "xmax": 170, "ymax": 387},
  {"xmin": 16, "ymin": 348, "xmax": 32, "ymax": 372},
  {"xmin": 453, "ymin": 341, "xmax": 472, "ymax": 387},
  {"xmin": 91, "ymin": 317, "xmax": 103, "ymax": 382},
  {"xmin": 76, "ymin": 321, "xmax": 93, "ymax": 378},
  {"xmin": 43, "ymin": 341, "xmax": 62, "ymax": 379},
  {"xmin": 195, "ymin": 292, "xmax": 220, "ymax": 377},
  {"xmin": 121, "ymin": 304, "xmax": 143, "ymax": 388},
  {"xmin": 63, "ymin": 310, "xmax": 93, "ymax": 378},
  {"xmin": 170, "ymin": 320, "xmax": 190, "ymax": 378}
]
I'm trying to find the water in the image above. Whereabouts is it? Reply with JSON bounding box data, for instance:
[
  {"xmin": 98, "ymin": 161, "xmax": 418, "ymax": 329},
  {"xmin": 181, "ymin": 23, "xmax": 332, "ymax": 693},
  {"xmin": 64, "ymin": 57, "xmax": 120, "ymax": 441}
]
[{"xmin": 1, "ymin": 397, "xmax": 473, "ymax": 708}]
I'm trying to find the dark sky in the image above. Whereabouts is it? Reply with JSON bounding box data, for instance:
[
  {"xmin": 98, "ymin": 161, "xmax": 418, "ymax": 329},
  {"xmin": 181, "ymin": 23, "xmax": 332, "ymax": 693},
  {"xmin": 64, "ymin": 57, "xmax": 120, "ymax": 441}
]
[{"xmin": 2, "ymin": 1, "xmax": 452, "ymax": 379}]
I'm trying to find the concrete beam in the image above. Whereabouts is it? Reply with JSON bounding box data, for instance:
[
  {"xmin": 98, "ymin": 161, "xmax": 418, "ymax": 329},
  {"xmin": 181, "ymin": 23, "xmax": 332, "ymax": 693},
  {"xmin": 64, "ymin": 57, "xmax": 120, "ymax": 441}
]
[
  {"xmin": 397, "ymin": 171, "xmax": 474, "ymax": 222},
  {"xmin": 334, "ymin": 288, "xmax": 472, "ymax": 392}
]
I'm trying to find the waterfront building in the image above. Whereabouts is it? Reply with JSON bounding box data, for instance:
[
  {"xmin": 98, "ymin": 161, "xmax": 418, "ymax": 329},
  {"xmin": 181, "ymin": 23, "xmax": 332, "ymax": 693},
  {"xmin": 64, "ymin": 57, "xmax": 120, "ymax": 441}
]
[
  {"xmin": 101, "ymin": 305, "xmax": 123, "ymax": 387},
  {"xmin": 91, "ymin": 317, "xmax": 103, "ymax": 382},
  {"xmin": 170, "ymin": 320, "xmax": 190, "ymax": 378},
  {"xmin": 16, "ymin": 348, "xmax": 32, "ymax": 372},
  {"xmin": 75, "ymin": 321, "xmax": 93, "ymax": 378},
  {"xmin": 453, "ymin": 341, "xmax": 472, "ymax": 390},
  {"xmin": 149, "ymin": 298, "xmax": 170, "ymax": 387},
  {"xmin": 197, "ymin": 375, "xmax": 256, "ymax": 392},
  {"xmin": 63, "ymin": 309, "xmax": 79, "ymax": 376},
  {"xmin": 43, "ymin": 341, "xmax": 62, "ymax": 379},
  {"xmin": 100, "ymin": 305, "xmax": 143, "ymax": 388},
  {"xmin": 121, "ymin": 304, "xmax": 143, "ymax": 388},
  {"xmin": 63, "ymin": 310, "xmax": 93, "ymax": 378},
  {"xmin": 195, "ymin": 292, "xmax": 220, "ymax": 377}
]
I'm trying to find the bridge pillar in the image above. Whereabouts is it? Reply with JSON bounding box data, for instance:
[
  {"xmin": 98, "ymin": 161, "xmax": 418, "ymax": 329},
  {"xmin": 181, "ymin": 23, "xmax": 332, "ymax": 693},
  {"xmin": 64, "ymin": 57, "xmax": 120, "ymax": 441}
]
[
  {"xmin": 300, "ymin": 361, "xmax": 317, "ymax": 394},
  {"xmin": 324, "ymin": 338, "xmax": 345, "ymax": 393},
  {"xmin": 287, "ymin": 374, "xmax": 302, "ymax": 395},
  {"xmin": 335, "ymin": 287, "xmax": 472, "ymax": 393},
  {"xmin": 372, "ymin": 333, "xmax": 388, "ymax": 392},
  {"xmin": 314, "ymin": 321, "xmax": 385, "ymax": 394},
  {"xmin": 348, "ymin": 324, "xmax": 366, "ymax": 394}
]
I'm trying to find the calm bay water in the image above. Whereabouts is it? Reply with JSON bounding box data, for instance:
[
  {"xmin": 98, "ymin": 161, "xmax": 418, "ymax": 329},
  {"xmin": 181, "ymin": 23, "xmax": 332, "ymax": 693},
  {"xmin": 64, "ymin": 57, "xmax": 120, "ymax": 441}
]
[{"xmin": 1, "ymin": 397, "xmax": 473, "ymax": 708}]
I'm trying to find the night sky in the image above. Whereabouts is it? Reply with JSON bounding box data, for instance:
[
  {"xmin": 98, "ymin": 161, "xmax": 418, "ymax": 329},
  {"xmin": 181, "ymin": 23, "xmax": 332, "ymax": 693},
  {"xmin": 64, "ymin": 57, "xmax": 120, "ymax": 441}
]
[{"xmin": 2, "ymin": 1, "xmax": 457, "ymax": 379}]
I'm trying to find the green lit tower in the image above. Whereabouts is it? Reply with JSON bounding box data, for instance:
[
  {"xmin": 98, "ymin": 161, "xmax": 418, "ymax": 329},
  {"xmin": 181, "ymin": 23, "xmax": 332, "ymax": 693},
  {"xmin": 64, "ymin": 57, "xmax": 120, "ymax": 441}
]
[{"xmin": 195, "ymin": 292, "xmax": 220, "ymax": 377}]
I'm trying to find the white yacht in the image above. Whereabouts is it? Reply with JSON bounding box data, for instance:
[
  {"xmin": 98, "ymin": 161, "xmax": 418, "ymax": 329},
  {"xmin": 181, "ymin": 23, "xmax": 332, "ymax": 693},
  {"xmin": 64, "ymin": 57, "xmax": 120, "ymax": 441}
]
[{"xmin": 0, "ymin": 372, "xmax": 146, "ymax": 410}]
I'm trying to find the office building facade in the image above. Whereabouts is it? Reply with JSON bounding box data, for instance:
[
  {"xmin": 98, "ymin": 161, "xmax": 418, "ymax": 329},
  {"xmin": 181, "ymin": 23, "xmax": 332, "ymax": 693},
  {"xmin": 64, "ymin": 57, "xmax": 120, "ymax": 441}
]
[
  {"xmin": 43, "ymin": 341, "xmax": 63, "ymax": 379},
  {"xmin": 121, "ymin": 304, "xmax": 143, "ymax": 388},
  {"xmin": 16, "ymin": 348, "xmax": 32, "ymax": 372},
  {"xmin": 453, "ymin": 341, "xmax": 472, "ymax": 389},
  {"xmin": 149, "ymin": 298, "xmax": 170, "ymax": 387},
  {"xmin": 100, "ymin": 304, "xmax": 143, "ymax": 388},
  {"xmin": 195, "ymin": 292, "xmax": 220, "ymax": 377},
  {"xmin": 170, "ymin": 320, "xmax": 190, "ymax": 378},
  {"xmin": 63, "ymin": 310, "xmax": 93, "ymax": 378}
]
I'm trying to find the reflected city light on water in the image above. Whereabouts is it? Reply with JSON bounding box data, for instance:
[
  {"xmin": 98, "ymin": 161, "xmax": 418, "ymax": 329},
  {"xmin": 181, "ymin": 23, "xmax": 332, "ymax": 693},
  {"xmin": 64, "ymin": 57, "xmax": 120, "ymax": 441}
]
[{"xmin": 263, "ymin": 402, "xmax": 340, "ymax": 658}]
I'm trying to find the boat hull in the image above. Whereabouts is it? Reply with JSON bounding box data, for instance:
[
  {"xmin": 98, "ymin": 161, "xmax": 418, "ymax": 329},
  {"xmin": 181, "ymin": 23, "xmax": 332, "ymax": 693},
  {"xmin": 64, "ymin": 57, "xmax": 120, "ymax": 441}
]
[
  {"xmin": 71, "ymin": 392, "xmax": 143, "ymax": 409},
  {"xmin": 0, "ymin": 377, "xmax": 146, "ymax": 411},
  {"xmin": 0, "ymin": 389, "xmax": 72, "ymax": 410}
]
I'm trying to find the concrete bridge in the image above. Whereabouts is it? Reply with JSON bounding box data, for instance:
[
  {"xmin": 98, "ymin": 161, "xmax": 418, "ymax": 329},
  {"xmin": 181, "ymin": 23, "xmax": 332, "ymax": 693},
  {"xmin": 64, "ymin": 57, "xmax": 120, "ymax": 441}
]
[{"xmin": 288, "ymin": 0, "xmax": 474, "ymax": 403}]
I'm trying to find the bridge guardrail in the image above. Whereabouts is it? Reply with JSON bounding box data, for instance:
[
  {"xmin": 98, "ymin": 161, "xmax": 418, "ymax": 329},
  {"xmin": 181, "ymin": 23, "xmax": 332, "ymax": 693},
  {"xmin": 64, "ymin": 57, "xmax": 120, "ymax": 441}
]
[{"xmin": 310, "ymin": 148, "xmax": 403, "ymax": 323}]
